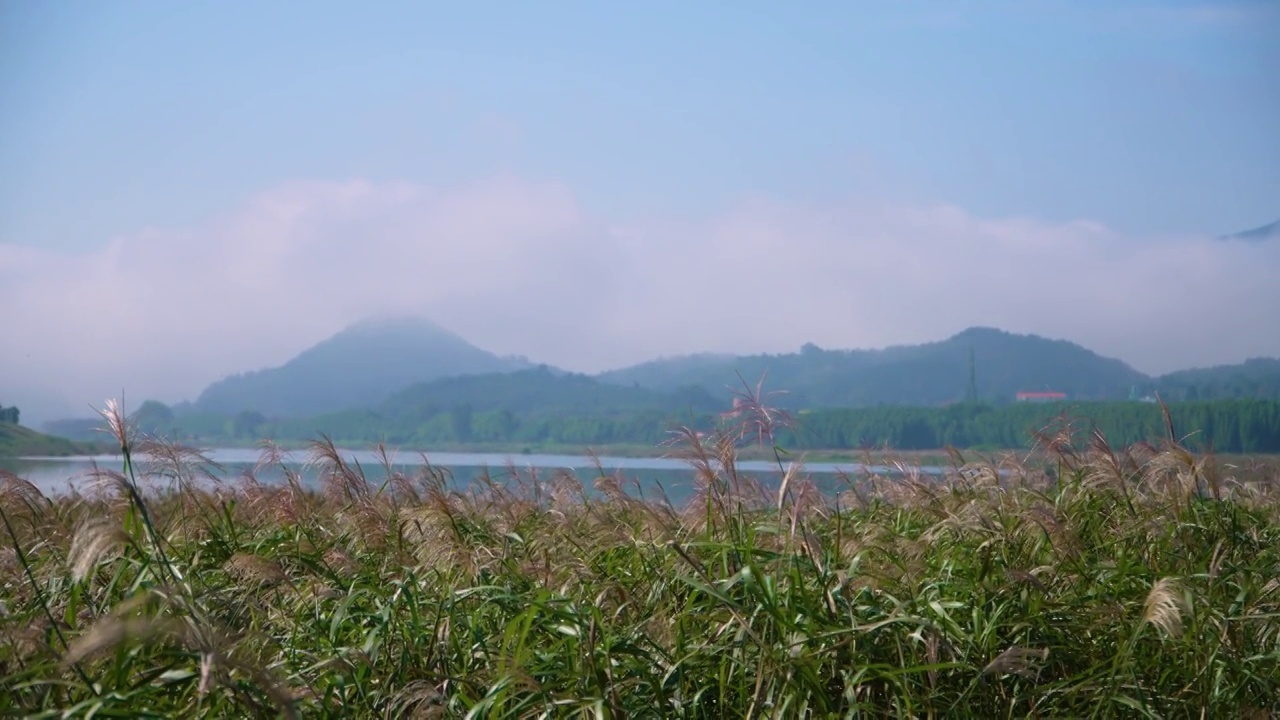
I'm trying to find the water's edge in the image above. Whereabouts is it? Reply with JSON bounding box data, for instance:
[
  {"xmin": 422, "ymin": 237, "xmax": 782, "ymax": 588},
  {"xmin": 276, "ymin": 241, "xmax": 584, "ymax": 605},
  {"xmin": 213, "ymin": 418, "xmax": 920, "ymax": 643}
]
[{"xmin": 3, "ymin": 447, "xmax": 960, "ymax": 503}]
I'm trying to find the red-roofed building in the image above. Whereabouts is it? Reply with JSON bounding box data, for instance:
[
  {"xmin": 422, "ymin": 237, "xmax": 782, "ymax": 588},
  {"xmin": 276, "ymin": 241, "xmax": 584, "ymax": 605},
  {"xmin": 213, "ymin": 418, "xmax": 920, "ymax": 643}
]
[{"xmin": 1016, "ymin": 391, "xmax": 1067, "ymax": 402}]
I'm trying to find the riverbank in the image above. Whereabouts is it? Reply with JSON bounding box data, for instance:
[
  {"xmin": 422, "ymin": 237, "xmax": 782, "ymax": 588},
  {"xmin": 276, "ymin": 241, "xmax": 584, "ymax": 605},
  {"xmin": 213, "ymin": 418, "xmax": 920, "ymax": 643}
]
[
  {"xmin": 0, "ymin": 423, "xmax": 110, "ymax": 458},
  {"xmin": 154, "ymin": 436, "xmax": 964, "ymax": 466}
]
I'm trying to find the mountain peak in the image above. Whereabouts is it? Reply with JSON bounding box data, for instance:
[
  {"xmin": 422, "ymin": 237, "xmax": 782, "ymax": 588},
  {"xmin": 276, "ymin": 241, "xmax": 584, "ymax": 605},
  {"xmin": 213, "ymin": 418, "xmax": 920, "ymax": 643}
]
[
  {"xmin": 948, "ymin": 326, "xmax": 1013, "ymax": 342},
  {"xmin": 1221, "ymin": 219, "xmax": 1279, "ymax": 243},
  {"xmin": 341, "ymin": 314, "xmax": 461, "ymax": 338},
  {"xmin": 192, "ymin": 315, "xmax": 532, "ymax": 417}
]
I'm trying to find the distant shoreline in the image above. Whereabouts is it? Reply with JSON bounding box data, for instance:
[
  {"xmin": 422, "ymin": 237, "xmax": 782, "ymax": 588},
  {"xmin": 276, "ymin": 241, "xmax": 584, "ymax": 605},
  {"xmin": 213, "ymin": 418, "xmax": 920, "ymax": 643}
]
[
  {"xmin": 20, "ymin": 435, "xmax": 1280, "ymax": 468},
  {"xmin": 115, "ymin": 437, "xmax": 966, "ymax": 465}
]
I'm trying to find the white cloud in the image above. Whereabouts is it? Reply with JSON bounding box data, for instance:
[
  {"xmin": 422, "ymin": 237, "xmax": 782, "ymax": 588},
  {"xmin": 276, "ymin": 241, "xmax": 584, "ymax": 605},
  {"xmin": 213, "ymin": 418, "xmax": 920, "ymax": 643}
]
[
  {"xmin": 603, "ymin": 198, "xmax": 1280, "ymax": 372},
  {"xmin": 2, "ymin": 174, "xmax": 1278, "ymax": 424},
  {"xmin": 0, "ymin": 174, "xmax": 621, "ymax": 420}
]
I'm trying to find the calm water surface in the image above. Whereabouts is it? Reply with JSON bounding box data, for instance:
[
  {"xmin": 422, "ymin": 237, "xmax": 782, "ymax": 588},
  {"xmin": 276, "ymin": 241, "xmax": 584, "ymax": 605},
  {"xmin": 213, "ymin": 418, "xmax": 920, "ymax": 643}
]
[{"xmin": 2, "ymin": 447, "xmax": 950, "ymax": 505}]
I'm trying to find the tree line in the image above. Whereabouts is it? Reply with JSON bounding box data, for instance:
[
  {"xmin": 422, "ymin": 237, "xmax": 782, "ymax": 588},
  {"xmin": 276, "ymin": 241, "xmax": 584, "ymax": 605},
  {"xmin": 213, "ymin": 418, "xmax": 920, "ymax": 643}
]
[
  {"xmin": 85, "ymin": 398, "xmax": 1280, "ymax": 455},
  {"xmin": 776, "ymin": 400, "xmax": 1280, "ymax": 453}
]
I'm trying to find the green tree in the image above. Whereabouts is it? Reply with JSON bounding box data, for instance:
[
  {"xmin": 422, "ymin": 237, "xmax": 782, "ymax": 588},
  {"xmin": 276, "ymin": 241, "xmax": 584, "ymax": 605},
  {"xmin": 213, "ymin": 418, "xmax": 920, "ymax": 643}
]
[
  {"xmin": 450, "ymin": 404, "xmax": 473, "ymax": 443},
  {"xmin": 232, "ymin": 410, "xmax": 267, "ymax": 439},
  {"xmin": 132, "ymin": 400, "xmax": 176, "ymax": 435}
]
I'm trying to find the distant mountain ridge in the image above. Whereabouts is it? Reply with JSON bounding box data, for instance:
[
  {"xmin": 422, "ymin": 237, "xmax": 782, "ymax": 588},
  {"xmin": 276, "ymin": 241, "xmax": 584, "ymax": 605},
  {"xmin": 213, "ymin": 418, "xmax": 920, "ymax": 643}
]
[
  {"xmin": 103, "ymin": 316, "xmax": 1280, "ymax": 433},
  {"xmin": 598, "ymin": 327, "xmax": 1150, "ymax": 407},
  {"xmin": 380, "ymin": 366, "xmax": 723, "ymax": 418},
  {"xmin": 190, "ymin": 315, "xmax": 534, "ymax": 417},
  {"xmin": 1221, "ymin": 219, "xmax": 1279, "ymax": 243},
  {"xmin": 1154, "ymin": 357, "xmax": 1280, "ymax": 401}
]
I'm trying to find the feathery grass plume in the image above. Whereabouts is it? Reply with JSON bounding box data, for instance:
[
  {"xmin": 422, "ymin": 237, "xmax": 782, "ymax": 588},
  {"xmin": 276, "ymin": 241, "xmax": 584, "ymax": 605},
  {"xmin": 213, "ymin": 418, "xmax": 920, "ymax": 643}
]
[
  {"xmin": 0, "ymin": 470, "xmax": 51, "ymax": 517},
  {"xmin": 1080, "ymin": 427, "xmax": 1137, "ymax": 508},
  {"xmin": 1146, "ymin": 443, "xmax": 1208, "ymax": 502},
  {"xmin": 722, "ymin": 371, "xmax": 794, "ymax": 450},
  {"xmin": 337, "ymin": 498, "xmax": 394, "ymax": 552},
  {"xmin": 0, "ymin": 473, "xmax": 54, "ymax": 579},
  {"xmin": 68, "ymin": 515, "xmax": 128, "ymax": 583},
  {"xmin": 400, "ymin": 489, "xmax": 477, "ymax": 571},
  {"xmin": 663, "ymin": 424, "xmax": 731, "ymax": 532},
  {"xmin": 547, "ymin": 468, "xmax": 586, "ymax": 518},
  {"xmin": 83, "ymin": 464, "xmax": 136, "ymax": 505},
  {"xmin": 234, "ymin": 472, "xmax": 291, "ymax": 526},
  {"xmin": 253, "ymin": 441, "xmax": 312, "ymax": 514},
  {"xmin": 321, "ymin": 547, "xmax": 358, "ymax": 578},
  {"xmin": 1004, "ymin": 568, "xmax": 1049, "ymax": 594},
  {"xmin": 592, "ymin": 471, "xmax": 629, "ymax": 506},
  {"xmin": 1020, "ymin": 500, "xmax": 1081, "ymax": 561},
  {"xmin": 1142, "ymin": 577, "xmax": 1191, "ymax": 639},
  {"xmin": 371, "ymin": 442, "xmax": 405, "ymax": 500},
  {"xmin": 662, "ymin": 424, "xmax": 720, "ymax": 486},
  {"xmin": 64, "ymin": 594, "xmax": 298, "ymax": 719},
  {"xmin": 133, "ymin": 437, "xmax": 223, "ymax": 491},
  {"xmin": 385, "ymin": 679, "xmax": 446, "ymax": 719},
  {"xmin": 1029, "ymin": 413, "xmax": 1083, "ymax": 486},
  {"xmin": 93, "ymin": 398, "xmax": 183, "ymax": 587},
  {"xmin": 308, "ymin": 434, "xmax": 371, "ymax": 505},
  {"xmin": 98, "ymin": 397, "xmax": 130, "ymax": 452},
  {"xmin": 63, "ymin": 614, "xmax": 181, "ymax": 668},
  {"xmin": 0, "ymin": 498, "xmax": 86, "ymax": 686},
  {"xmin": 982, "ymin": 646, "xmax": 1050, "ymax": 679},
  {"xmin": 224, "ymin": 552, "xmax": 288, "ymax": 587},
  {"xmin": 390, "ymin": 466, "xmax": 422, "ymax": 505},
  {"xmin": 254, "ymin": 438, "xmax": 290, "ymax": 475},
  {"xmin": 6, "ymin": 413, "xmax": 1280, "ymax": 717}
]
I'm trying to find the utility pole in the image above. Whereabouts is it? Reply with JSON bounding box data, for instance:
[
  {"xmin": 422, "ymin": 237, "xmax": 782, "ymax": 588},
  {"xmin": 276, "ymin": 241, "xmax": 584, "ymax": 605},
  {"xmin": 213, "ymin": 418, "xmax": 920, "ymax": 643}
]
[{"xmin": 967, "ymin": 347, "xmax": 979, "ymax": 404}]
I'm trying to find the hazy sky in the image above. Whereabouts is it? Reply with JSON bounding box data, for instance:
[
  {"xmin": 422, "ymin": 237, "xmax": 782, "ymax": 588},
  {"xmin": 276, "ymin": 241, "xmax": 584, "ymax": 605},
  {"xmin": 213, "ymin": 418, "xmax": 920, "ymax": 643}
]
[{"xmin": 2, "ymin": 1, "xmax": 1278, "ymax": 422}]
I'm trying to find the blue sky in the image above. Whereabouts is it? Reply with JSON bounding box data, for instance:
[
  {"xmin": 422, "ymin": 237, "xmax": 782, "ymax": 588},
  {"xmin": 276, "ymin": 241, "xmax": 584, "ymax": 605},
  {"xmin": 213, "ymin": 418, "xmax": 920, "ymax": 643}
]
[
  {"xmin": 2, "ymin": 1, "xmax": 1279, "ymax": 421},
  {"xmin": 3, "ymin": 0, "xmax": 1276, "ymax": 251}
]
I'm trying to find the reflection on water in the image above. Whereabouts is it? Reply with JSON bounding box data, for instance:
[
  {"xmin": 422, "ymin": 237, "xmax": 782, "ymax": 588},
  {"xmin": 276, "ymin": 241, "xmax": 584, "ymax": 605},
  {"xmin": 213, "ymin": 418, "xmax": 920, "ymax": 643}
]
[{"xmin": 2, "ymin": 447, "xmax": 949, "ymax": 506}]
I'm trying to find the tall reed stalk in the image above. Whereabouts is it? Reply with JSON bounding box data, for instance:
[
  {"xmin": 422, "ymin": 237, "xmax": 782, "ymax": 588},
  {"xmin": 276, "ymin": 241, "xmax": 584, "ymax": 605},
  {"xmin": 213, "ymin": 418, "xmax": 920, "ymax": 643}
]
[{"xmin": 0, "ymin": 392, "xmax": 1276, "ymax": 718}]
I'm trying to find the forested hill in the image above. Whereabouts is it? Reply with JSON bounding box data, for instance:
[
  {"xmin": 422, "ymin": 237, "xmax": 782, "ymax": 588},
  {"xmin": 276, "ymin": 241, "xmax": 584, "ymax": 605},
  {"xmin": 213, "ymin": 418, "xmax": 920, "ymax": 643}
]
[
  {"xmin": 779, "ymin": 399, "xmax": 1280, "ymax": 454},
  {"xmin": 260, "ymin": 399, "xmax": 1280, "ymax": 455},
  {"xmin": 598, "ymin": 327, "xmax": 1149, "ymax": 406},
  {"xmin": 0, "ymin": 422, "xmax": 103, "ymax": 457},
  {"xmin": 40, "ymin": 320, "xmax": 1280, "ymax": 444},
  {"xmin": 379, "ymin": 366, "xmax": 724, "ymax": 418},
  {"xmin": 1152, "ymin": 358, "xmax": 1280, "ymax": 402},
  {"xmin": 117, "ymin": 398, "xmax": 1280, "ymax": 456},
  {"xmin": 82, "ymin": 369, "xmax": 727, "ymax": 447},
  {"xmin": 190, "ymin": 315, "xmax": 533, "ymax": 417}
]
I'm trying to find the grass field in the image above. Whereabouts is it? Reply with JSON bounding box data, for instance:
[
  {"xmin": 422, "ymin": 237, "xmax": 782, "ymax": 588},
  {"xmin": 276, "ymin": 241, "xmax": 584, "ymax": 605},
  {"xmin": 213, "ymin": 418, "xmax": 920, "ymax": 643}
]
[
  {"xmin": 0, "ymin": 423, "xmax": 106, "ymax": 459},
  {"xmin": 1, "ymin": 398, "xmax": 1278, "ymax": 718}
]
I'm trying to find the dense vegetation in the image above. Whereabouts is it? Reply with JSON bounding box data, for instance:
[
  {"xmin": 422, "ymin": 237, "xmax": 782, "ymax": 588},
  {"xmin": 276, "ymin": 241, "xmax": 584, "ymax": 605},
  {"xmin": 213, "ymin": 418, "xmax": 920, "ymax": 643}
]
[
  {"xmin": 379, "ymin": 366, "xmax": 723, "ymax": 417},
  {"xmin": 600, "ymin": 329, "xmax": 1280, "ymax": 407},
  {"xmin": 1153, "ymin": 358, "xmax": 1280, "ymax": 402},
  {"xmin": 48, "ymin": 395, "xmax": 1280, "ymax": 456},
  {"xmin": 779, "ymin": 399, "xmax": 1280, "ymax": 454},
  {"xmin": 599, "ymin": 327, "xmax": 1151, "ymax": 406},
  {"xmin": 2, "ymin": 399, "xmax": 1278, "ymax": 717},
  {"xmin": 36, "ymin": 320, "xmax": 1280, "ymax": 445},
  {"xmin": 0, "ymin": 421, "xmax": 101, "ymax": 458}
]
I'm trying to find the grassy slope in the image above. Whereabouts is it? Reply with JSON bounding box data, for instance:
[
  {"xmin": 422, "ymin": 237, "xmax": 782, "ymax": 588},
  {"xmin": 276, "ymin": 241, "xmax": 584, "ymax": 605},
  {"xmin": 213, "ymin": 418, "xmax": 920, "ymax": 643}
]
[{"xmin": 0, "ymin": 423, "xmax": 105, "ymax": 457}]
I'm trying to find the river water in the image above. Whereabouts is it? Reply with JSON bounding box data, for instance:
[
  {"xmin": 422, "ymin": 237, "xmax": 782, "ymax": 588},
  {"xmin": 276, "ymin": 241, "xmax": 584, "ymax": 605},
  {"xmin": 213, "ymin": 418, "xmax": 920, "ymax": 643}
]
[{"xmin": 2, "ymin": 447, "xmax": 950, "ymax": 505}]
